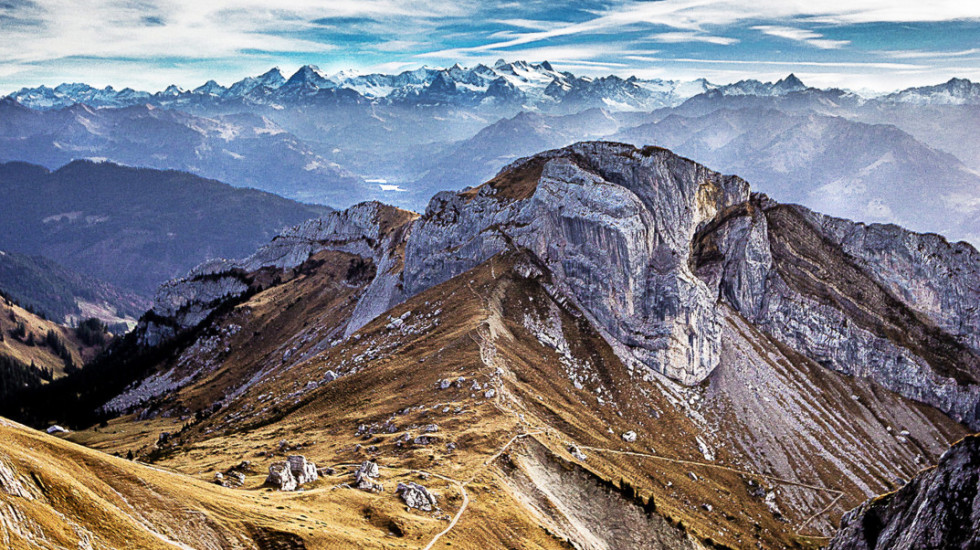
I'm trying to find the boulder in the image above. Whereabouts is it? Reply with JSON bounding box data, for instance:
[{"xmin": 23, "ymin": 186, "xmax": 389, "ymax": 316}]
[
  {"xmin": 354, "ymin": 460, "xmax": 383, "ymax": 493},
  {"xmin": 265, "ymin": 455, "xmax": 318, "ymax": 491},
  {"xmin": 265, "ymin": 462, "xmax": 297, "ymax": 491},
  {"xmin": 622, "ymin": 431, "xmax": 637, "ymax": 443},
  {"xmin": 287, "ymin": 455, "xmax": 319, "ymax": 485},
  {"xmin": 397, "ymin": 482, "xmax": 438, "ymax": 511}
]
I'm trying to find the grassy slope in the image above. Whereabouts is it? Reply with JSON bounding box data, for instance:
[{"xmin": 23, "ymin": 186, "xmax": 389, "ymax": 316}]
[
  {"xmin": 55, "ymin": 251, "xmax": 966, "ymax": 549},
  {"xmin": 0, "ymin": 249, "xmax": 149, "ymax": 326},
  {"xmin": 0, "ymin": 297, "xmax": 103, "ymax": 379}
]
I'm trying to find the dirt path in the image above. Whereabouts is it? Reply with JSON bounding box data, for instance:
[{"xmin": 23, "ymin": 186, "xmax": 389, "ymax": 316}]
[
  {"xmin": 419, "ymin": 472, "xmax": 468, "ymax": 550},
  {"xmin": 418, "ymin": 430, "xmax": 544, "ymax": 549},
  {"xmin": 424, "ymin": 274, "xmax": 844, "ymax": 547}
]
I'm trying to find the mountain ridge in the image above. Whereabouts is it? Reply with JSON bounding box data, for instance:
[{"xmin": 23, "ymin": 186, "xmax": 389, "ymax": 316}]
[
  {"xmin": 119, "ymin": 141, "xmax": 980, "ymax": 429},
  {"xmin": 9, "ymin": 63, "xmax": 980, "ymax": 114},
  {"xmin": 3, "ymin": 141, "xmax": 978, "ymax": 549}
]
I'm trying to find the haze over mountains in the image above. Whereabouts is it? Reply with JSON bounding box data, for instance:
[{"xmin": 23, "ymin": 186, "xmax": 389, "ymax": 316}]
[
  {"xmin": 0, "ymin": 160, "xmax": 328, "ymax": 296},
  {"xmin": 4, "ymin": 62, "xmax": 980, "ymax": 244}
]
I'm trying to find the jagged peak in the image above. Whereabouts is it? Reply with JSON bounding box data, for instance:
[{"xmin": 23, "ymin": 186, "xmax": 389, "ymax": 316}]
[
  {"xmin": 776, "ymin": 73, "xmax": 805, "ymax": 88},
  {"xmin": 285, "ymin": 64, "xmax": 331, "ymax": 86},
  {"xmin": 160, "ymin": 84, "xmax": 184, "ymax": 95}
]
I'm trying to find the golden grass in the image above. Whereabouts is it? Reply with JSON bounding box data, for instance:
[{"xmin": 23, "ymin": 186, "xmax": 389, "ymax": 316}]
[{"xmin": 17, "ymin": 251, "xmax": 967, "ymax": 549}]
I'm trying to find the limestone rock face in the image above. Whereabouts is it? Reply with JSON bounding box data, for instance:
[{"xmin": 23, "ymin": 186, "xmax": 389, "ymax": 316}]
[
  {"xmin": 136, "ymin": 201, "xmax": 416, "ymax": 346},
  {"xmin": 397, "ymin": 482, "xmax": 438, "ymax": 511},
  {"xmin": 692, "ymin": 195, "xmax": 980, "ymax": 429},
  {"xmin": 812, "ymin": 213, "xmax": 980, "ymax": 355},
  {"xmin": 403, "ymin": 142, "xmax": 750, "ymax": 384},
  {"xmin": 140, "ymin": 272, "xmax": 248, "ymax": 346},
  {"xmin": 829, "ymin": 434, "xmax": 980, "ymax": 550}
]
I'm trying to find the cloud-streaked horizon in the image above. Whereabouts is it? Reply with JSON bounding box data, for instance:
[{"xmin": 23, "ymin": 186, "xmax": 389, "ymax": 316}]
[{"xmin": 2, "ymin": 0, "xmax": 980, "ymax": 94}]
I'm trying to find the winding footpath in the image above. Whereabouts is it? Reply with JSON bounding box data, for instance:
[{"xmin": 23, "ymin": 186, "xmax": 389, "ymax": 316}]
[{"xmin": 418, "ymin": 278, "xmax": 844, "ymax": 547}]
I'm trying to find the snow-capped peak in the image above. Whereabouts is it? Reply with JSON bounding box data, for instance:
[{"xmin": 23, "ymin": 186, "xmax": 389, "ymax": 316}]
[
  {"xmin": 284, "ymin": 65, "xmax": 333, "ymax": 87},
  {"xmin": 193, "ymin": 80, "xmax": 226, "ymax": 96}
]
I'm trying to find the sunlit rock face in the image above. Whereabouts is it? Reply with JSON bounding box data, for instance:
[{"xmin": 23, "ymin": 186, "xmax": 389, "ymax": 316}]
[
  {"xmin": 692, "ymin": 194, "xmax": 980, "ymax": 429},
  {"xmin": 404, "ymin": 142, "xmax": 750, "ymax": 384}
]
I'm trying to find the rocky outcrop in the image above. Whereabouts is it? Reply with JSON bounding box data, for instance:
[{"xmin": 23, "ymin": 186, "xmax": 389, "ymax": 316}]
[
  {"xmin": 214, "ymin": 471, "xmax": 245, "ymax": 488},
  {"xmin": 403, "ymin": 142, "xmax": 750, "ymax": 384},
  {"xmin": 265, "ymin": 462, "xmax": 297, "ymax": 491},
  {"xmin": 265, "ymin": 455, "xmax": 318, "ymax": 491},
  {"xmin": 0, "ymin": 457, "xmax": 33, "ymax": 500},
  {"xmin": 829, "ymin": 434, "xmax": 980, "ymax": 550},
  {"xmin": 287, "ymin": 455, "xmax": 318, "ymax": 485},
  {"xmin": 396, "ymin": 482, "xmax": 437, "ymax": 511},
  {"xmin": 353, "ymin": 460, "xmax": 383, "ymax": 493},
  {"xmin": 137, "ymin": 201, "xmax": 416, "ymax": 346}
]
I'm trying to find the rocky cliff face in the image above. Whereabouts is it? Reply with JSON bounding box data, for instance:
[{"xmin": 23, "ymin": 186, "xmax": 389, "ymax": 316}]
[
  {"xmin": 138, "ymin": 201, "xmax": 415, "ymax": 346},
  {"xmin": 141, "ymin": 141, "xmax": 980, "ymax": 426},
  {"xmin": 829, "ymin": 433, "xmax": 980, "ymax": 550},
  {"xmin": 693, "ymin": 195, "xmax": 980, "ymax": 429},
  {"xmin": 404, "ymin": 142, "xmax": 750, "ymax": 384}
]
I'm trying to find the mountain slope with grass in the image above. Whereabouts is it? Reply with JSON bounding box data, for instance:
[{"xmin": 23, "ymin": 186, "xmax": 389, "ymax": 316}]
[
  {"xmin": 0, "ymin": 249, "xmax": 148, "ymax": 327},
  {"xmin": 1, "ymin": 142, "xmax": 977, "ymax": 549}
]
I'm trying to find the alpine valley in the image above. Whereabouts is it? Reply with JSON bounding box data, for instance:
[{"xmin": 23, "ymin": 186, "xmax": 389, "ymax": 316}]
[{"xmin": 1, "ymin": 138, "xmax": 978, "ymax": 550}]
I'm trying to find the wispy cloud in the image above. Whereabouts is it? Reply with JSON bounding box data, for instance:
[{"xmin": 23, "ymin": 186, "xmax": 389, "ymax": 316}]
[
  {"xmin": 752, "ymin": 25, "xmax": 850, "ymax": 49},
  {"xmin": 644, "ymin": 57, "xmax": 923, "ymax": 70},
  {"xmin": 0, "ymin": 0, "xmax": 468, "ymax": 64},
  {"xmin": 880, "ymin": 48, "xmax": 980, "ymax": 59},
  {"xmin": 647, "ymin": 31, "xmax": 738, "ymax": 46},
  {"xmin": 2, "ymin": 1, "xmax": 980, "ymax": 93}
]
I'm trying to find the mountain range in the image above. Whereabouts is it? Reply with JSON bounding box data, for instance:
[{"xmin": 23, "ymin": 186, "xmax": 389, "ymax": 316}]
[
  {"xmin": 3, "ymin": 63, "xmax": 980, "ymax": 247},
  {"xmin": 8, "ymin": 63, "xmax": 980, "ymax": 112},
  {"xmin": 2, "ymin": 142, "xmax": 977, "ymax": 549},
  {"xmin": 7, "ymin": 61, "xmax": 713, "ymax": 112}
]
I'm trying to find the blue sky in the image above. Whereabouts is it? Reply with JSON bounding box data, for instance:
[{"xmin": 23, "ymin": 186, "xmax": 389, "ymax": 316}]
[{"xmin": 2, "ymin": 0, "xmax": 980, "ymax": 93}]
